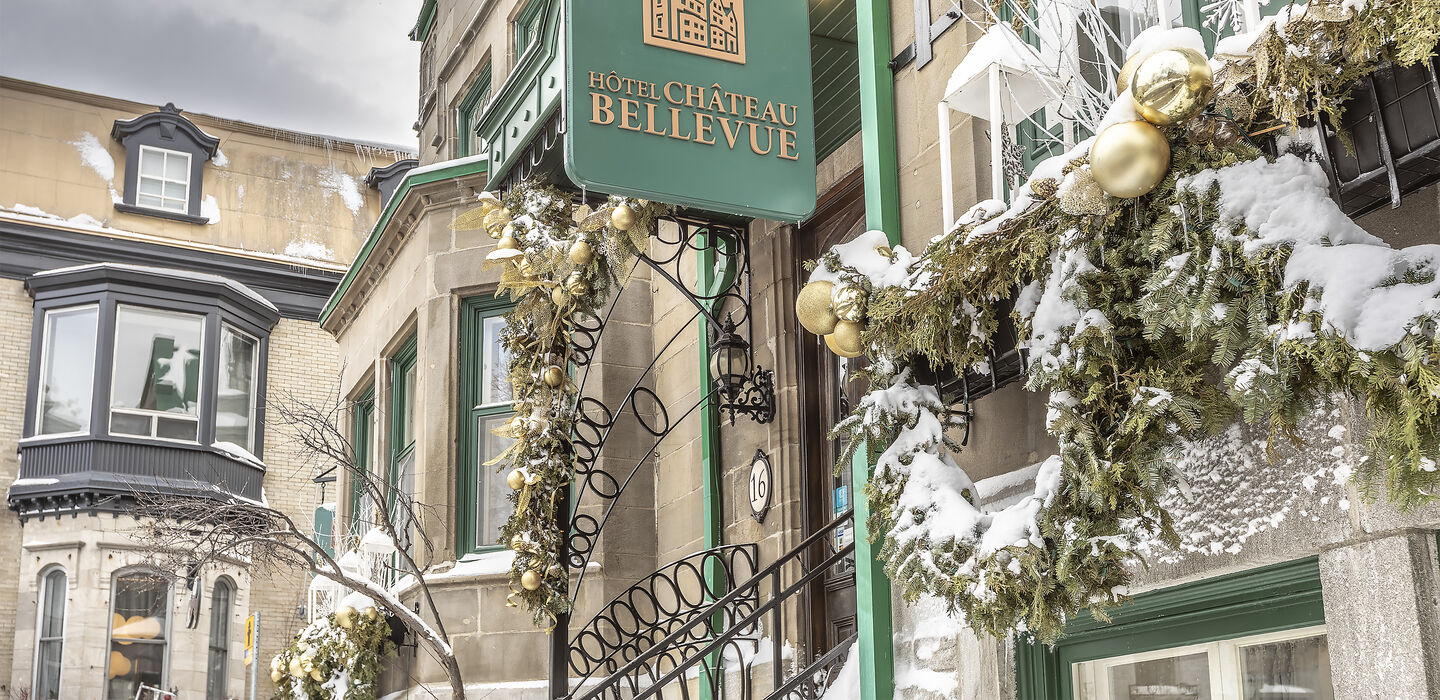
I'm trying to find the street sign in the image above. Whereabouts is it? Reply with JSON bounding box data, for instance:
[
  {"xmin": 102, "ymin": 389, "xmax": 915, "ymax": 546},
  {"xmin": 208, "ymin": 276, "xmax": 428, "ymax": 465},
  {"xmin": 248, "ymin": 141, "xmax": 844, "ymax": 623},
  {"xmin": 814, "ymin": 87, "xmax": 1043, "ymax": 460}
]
[
  {"xmin": 566, "ymin": 0, "xmax": 817, "ymax": 221},
  {"xmin": 243, "ymin": 614, "xmax": 255, "ymax": 666}
]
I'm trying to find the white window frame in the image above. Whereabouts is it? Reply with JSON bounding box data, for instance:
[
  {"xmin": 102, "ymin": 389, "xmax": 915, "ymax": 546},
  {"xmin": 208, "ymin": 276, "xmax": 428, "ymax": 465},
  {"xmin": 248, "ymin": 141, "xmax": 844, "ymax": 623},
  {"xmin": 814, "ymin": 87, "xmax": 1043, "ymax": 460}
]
[
  {"xmin": 108, "ymin": 305, "xmax": 205, "ymax": 444},
  {"xmin": 105, "ymin": 570, "xmax": 173, "ymax": 700},
  {"xmin": 136, "ymin": 145, "xmax": 192, "ymax": 214},
  {"xmin": 32, "ymin": 566, "xmax": 67, "ymax": 700},
  {"xmin": 1072, "ymin": 624, "xmax": 1329, "ymax": 700},
  {"xmin": 217, "ymin": 324, "xmax": 260, "ymax": 453},
  {"xmin": 34, "ymin": 304, "xmax": 99, "ymax": 438}
]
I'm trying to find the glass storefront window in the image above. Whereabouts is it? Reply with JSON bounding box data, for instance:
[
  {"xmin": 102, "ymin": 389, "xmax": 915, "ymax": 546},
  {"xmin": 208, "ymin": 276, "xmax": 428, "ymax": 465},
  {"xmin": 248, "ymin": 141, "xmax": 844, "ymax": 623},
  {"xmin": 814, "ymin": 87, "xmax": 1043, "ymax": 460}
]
[
  {"xmin": 107, "ymin": 571, "xmax": 169, "ymax": 700},
  {"xmin": 111, "ymin": 305, "xmax": 204, "ymax": 442},
  {"xmin": 1074, "ymin": 627, "xmax": 1332, "ymax": 700},
  {"xmin": 216, "ymin": 325, "xmax": 258, "ymax": 452},
  {"xmin": 36, "ymin": 306, "xmax": 98, "ymax": 436}
]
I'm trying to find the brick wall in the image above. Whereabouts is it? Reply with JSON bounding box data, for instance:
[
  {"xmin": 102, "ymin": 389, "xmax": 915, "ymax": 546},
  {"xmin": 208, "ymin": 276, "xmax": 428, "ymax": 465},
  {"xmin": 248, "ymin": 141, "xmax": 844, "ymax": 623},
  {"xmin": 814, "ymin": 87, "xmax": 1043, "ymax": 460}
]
[{"xmin": 0, "ymin": 278, "xmax": 33, "ymax": 694}]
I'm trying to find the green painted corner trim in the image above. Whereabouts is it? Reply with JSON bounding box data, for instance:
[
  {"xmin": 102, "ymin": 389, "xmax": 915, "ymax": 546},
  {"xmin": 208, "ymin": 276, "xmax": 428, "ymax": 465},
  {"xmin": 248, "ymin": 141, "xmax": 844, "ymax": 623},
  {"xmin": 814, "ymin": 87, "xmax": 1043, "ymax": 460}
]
[
  {"xmin": 318, "ymin": 157, "xmax": 490, "ymax": 326},
  {"xmin": 696, "ymin": 229, "xmax": 733, "ymax": 700},
  {"xmin": 457, "ymin": 294, "xmax": 517, "ymax": 556},
  {"xmin": 1015, "ymin": 556, "xmax": 1326, "ymax": 699},
  {"xmin": 410, "ymin": 0, "xmax": 437, "ymax": 42},
  {"xmin": 854, "ymin": 0, "xmax": 901, "ymax": 697}
]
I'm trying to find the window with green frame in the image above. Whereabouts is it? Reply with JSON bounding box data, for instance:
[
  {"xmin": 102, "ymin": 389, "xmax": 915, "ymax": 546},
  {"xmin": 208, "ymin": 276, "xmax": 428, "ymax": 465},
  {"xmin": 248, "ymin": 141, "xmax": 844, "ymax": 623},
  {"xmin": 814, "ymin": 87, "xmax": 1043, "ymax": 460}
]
[
  {"xmin": 457, "ymin": 296, "xmax": 516, "ymax": 555},
  {"xmin": 1016, "ymin": 557, "xmax": 1334, "ymax": 699},
  {"xmin": 456, "ymin": 64, "xmax": 493, "ymax": 158},
  {"xmin": 513, "ymin": 0, "xmax": 547, "ymax": 58},
  {"xmin": 389, "ymin": 335, "xmax": 418, "ymax": 556},
  {"xmin": 349, "ymin": 385, "xmax": 375, "ymax": 539}
]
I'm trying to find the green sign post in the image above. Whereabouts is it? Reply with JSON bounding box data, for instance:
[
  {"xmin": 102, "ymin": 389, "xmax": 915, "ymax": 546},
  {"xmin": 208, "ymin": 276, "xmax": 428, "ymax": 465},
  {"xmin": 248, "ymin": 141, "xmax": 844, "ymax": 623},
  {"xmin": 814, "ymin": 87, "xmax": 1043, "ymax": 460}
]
[{"xmin": 565, "ymin": 0, "xmax": 817, "ymax": 221}]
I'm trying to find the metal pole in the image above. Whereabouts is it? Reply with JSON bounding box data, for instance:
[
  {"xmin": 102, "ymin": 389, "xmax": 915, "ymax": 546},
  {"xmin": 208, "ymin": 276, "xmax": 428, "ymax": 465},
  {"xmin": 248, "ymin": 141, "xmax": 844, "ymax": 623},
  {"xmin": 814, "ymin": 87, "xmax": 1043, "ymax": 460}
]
[
  {"xmin": 249, "ymin": 610, "xmax": 260, "ymax": 700},
  {"xmin": 549, "ymin": 487, "xmax": 572, "ymax": 699}
]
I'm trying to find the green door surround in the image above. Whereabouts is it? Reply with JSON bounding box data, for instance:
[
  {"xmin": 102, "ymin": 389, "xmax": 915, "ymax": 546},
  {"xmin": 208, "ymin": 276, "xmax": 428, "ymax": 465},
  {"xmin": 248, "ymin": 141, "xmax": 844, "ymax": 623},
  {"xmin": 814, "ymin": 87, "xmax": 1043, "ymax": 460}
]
[{"xmin": 1015, "ymin": 556, "xmax": 1326, "ymax": 699}]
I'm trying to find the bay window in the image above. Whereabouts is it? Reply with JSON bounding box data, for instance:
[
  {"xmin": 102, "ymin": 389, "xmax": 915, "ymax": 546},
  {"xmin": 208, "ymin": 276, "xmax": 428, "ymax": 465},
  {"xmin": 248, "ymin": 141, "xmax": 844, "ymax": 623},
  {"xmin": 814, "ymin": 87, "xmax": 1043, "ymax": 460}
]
[
  {"xmin": 33, "ymin": 567, "xmax": 66, "ymax": 700},
  {"xmin": 110, "ymin": 305, "xmax": 204, "ymax": 442},
  {"xmin": 458, "ymin": 296, "xmax": 516, "ymax": 554},
  {"xmin": 35, "ymin": 306, "xmax": 98, "ymax": 437},
  {"xmin": 107, "ymin": 571, "xmax": 170, "ymax": 700}
]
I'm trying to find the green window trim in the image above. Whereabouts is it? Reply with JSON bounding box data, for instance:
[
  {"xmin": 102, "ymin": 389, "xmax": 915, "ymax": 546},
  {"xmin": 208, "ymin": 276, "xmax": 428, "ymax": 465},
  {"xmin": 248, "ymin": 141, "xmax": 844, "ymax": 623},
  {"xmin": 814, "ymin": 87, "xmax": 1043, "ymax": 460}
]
[
  {"xmin": 388, "ymin": 334, "xmax": 418, "ymax": 505},
  {"xmin": 457, "ymin": 296, "xmax": 516, "ymax": 556},
  {"xmin": 349, "ymin": 386, "xmax": 375, "ymax": 534},
  {"xmin": 457, "ymin": 64, "xmax": 494, "ymax": 158},
  {"xmin": 1015, "ymin": 556, "xmax": 1325, "ymax": 699},
  {"xmin": 513, "ymin": 0, "xmax": 548, "ymax": 58}
]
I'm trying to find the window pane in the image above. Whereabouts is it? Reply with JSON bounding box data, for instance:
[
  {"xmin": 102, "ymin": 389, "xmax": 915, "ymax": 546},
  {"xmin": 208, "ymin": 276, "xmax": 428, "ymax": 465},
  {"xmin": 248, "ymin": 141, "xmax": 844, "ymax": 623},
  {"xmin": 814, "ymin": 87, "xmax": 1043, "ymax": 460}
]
[
  {"xmin": 36, "ymin": 640, "xmax": 62, "ymax": 700},
  {"xmin": 216, "ymin": 327, "xmax": 258, "ymax": 451},
  {"xmin": 400, "ymin": 362, "xmax": 417, "ymax": 447},
  {"xmin": 139, "ymin": 178, "xmax": 163, "ymax": 196},
  {"xmin": 40, "ymin": 570, "xmax": 66, "ymax": 637},
  {"xmin": 481, "ymin": 316, "xmax": 513, "ymax": 406},
  {"xmin": 477, "ymin": 413, "xmax": 516, "ymax": 546},
  {"xmin": 1241, "ymin": 635, "xmax": 1333, "ymax": 700},
  {"xmin": 140, "ymin": 151, "xmax": 164, "ymax": 177},
  {"xmin": 206, "ymin": 582, "xmax": 232, "ymax": 700},
  {"xmin": 155, "ymin": 416, "xmax": 199, "ymax": 441},
  {"xmin": 112, "ymin": 306, "xmax": 203, "ymax": 419},
  {"xmin": 34, "ymin": 569, "xmax": 66, "ymax": 700},
  {"xmin": 108, "ymin": 573, "xmax": 168, "ymax": 700},
  {"xmin": 392, "ymin": 450, "xmax": 416, "ymax": 554},
  {"xmin": 163, "ymin": 152, "xmax": 188, "ymax": 180},
  {"xmin": 38, "ymin": 307, "xmax": 98, "ymax": 435},
  {"xmin": 163, "ymin": 182, "xmax": 186, "ymax": 200},
  {"xmin": 1105, "ymin": 652, "xmax": 1211, "ymax": 700},
  {"xmin": 137, "ymin": 194, "xmax": 164, "ymax": 209}
]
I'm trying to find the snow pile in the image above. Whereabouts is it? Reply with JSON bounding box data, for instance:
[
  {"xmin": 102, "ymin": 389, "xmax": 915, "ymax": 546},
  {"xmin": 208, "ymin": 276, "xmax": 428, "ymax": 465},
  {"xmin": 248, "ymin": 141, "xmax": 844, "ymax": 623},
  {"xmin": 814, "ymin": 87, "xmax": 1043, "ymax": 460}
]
[
  {"xmin": 212, "ymin": 148, "xmax": 229, "ymax": 168},
  {"xmin": 285, "ymin": 239, "xmax": 336, "ymax": 262},
  {"xmin": 70, "ymin": 132, "xmax": 122, "ymax": 204},
  {"xmin": 807, "ymin": 230, "xmax": 916, "ymax": 289},
  {"xmin": 817, "ymin": 645, "xmax": 860, "ymax": 700},
  {"xmin": 318, "ymin": 167, "xmax": 364, "ymax": 214},
  {"xmin": 1180, "ymin": 154, "xmax": 1440, "ymax": 351},
  {"xmin": 201, "ymin": 194, "xmax": 221, "ymax": 224}
]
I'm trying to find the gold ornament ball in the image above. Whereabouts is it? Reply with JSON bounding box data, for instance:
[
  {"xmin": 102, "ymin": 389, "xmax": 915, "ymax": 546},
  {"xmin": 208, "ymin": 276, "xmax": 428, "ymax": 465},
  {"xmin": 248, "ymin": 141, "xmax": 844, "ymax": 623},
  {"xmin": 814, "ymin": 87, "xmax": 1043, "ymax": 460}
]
[
  {"xmin": 550, "ymin": 286, "xmax": 569, "ymax": 307},
  {"xmin": 1116, "ymin": 51, "xmax": 1146, "ymax": 95},
  {"xmin": 521, "ymin": 569, "xmax": 544, "ymax": 591},
  {"xmin": 542, "ymin": 365, "xmax": 566, "ymax": 388},
  {"xmin": 497, "ymin": 233, "xmax": 520, "ymax": 251},
  {"xmin": 288, "ymin": 657, "xmax": 306, "ymax": 678},
  {"xmin": 516, "ymin": 257, "xmax": 541, "ymax": 281},
  {"xmin": 795, "ymin": 280, "xmax": 839, "ymax": 336},
  {"xmin": 831, "ymin": 284, "xmax": 868, "ymax": 323},
  {"xmin": 271, "ymin": 670, "xmax": 284, "ymax": 683},
  {"xmin": 566, "ymin": 271, "xmax": 591, "ymax": 297},
  {"xmin": 1131, "ymin": 48, "xmax": 1214, "ymax": 126},
  {"xmin": 271, "ymin": 656, "xmax": 284, "ymax": 673},
  {"xmin": 507, "ymin": 469, "xmax": 527, "ymax": 490},
  {"xmin": 825, "ymin": 321, "xmax": 866, "ymax": 359},
  {"xmin": 510, "ymin": 534, "xmax": 528, "ymax": 550},
  {"xmin": 1090, "ymin": 121, "xmax": 1171, "ymax": 198},
  {"xmin": 569, "ymin": 239, "xmax": 595, "ymax": 266},
  {"xmin": 335, "ymin": 605, "xmax": 357, "ymax": 629},
  {"xmin": 310, "ymin": 669, "xmax": 324, "ymax": 682},
  {"xmin": 362, "ymin": 606, "xmax": 380, "ymax": 622},
  {"xmin": 610, "ymin": 204, "xmax": 637, "ymax": 231}
]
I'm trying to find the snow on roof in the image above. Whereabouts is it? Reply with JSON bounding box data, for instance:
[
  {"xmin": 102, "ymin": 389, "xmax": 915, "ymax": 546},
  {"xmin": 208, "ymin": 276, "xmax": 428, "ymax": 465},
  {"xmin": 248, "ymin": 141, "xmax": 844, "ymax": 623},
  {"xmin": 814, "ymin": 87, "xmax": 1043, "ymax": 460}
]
[
  {"xmin": 33, "ymin": 262, "xmax": 278, "ymax": 312},
  {"xmin": 406, "ymin": 153, "xmax": 488, "ymax": 179}
]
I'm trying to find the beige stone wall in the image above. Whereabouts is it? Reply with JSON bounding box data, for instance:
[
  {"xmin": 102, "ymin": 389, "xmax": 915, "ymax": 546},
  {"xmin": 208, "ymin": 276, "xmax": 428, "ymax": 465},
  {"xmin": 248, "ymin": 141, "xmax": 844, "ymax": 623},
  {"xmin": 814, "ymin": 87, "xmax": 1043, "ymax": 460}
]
[
  {"xmin": 0, "ymin": 279, "xmax": 33, "ymax": 697},
  {"xmin": 0, "ymin": 77, "xmax": 407, "ymax": 266},
  {"xmin": 417, "ymin": 0, "xmax": 537, "ymax": 165}
]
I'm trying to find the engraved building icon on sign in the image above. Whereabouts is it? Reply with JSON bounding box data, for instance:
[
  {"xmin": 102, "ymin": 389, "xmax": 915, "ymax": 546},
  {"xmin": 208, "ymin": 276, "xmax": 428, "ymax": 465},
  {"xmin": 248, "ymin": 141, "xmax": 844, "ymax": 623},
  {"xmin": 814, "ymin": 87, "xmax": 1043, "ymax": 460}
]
[{"xmin": 646, "ymin": 0, "xmax": 746, "ymax": 64}]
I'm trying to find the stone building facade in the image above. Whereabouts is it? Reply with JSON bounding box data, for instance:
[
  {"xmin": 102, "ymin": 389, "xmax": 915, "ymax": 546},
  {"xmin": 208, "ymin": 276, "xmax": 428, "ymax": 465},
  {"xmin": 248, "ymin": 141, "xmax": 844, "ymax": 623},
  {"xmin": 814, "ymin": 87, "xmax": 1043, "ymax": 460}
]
[
  {"xmin": 0, "ymin": 76, "xmax": 409, "ymax": 699},
  {"xmin": 323, "ymin": 1, "xmax": 1440, "ymax": 699}
]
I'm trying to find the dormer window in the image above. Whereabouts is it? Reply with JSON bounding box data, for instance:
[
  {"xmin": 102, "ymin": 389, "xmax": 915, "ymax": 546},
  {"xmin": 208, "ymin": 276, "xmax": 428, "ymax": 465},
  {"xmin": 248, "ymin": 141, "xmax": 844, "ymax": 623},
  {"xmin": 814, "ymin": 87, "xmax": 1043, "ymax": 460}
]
[
  {"xmin": 111, "ymin": 104, "xmax": 219, "ymax": 224},
  {"xmin": 136, "ymin": 146, "xmax": 192, "ymax": 214}
]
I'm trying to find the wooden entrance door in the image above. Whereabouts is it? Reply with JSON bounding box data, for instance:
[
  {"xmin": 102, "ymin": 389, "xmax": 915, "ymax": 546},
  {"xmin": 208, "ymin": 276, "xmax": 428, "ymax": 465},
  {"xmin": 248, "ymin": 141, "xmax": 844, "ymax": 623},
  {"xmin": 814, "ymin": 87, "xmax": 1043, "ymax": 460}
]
[{"xmin": 796, "ymin": 168, "xmax": 866, "ymax": 655}]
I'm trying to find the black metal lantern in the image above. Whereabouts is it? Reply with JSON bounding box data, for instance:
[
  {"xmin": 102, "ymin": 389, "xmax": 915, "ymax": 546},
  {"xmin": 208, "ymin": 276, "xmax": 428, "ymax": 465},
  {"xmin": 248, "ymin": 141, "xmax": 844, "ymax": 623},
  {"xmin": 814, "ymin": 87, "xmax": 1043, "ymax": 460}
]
[{"xmin": 708, "ymin": 316, "xmax": 775, "ymax": 425}]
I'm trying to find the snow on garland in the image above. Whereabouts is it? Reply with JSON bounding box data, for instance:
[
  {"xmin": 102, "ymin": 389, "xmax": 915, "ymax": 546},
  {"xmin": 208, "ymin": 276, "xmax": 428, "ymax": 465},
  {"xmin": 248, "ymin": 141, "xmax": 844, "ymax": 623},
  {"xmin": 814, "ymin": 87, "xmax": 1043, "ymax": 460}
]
[
  {"xmin": 811, "ymin": 0, "xmax": 1440, "ymax": 641},
  {"xmin": 270, "ymin": 603, "xmax": 393, "ymax": 700},
  {"xmin": 475, "ymin": 181, "xmax": 672, "ymax": 626}
]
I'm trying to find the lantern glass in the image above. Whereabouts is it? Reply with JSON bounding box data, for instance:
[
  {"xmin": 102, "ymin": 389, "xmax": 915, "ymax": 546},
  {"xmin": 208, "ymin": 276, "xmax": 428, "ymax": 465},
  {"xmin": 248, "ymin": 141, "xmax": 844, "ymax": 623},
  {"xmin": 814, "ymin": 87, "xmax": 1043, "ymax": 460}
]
[{"xmin": 709, "ymin": 331, "xmax": 752, "ymax": 396}]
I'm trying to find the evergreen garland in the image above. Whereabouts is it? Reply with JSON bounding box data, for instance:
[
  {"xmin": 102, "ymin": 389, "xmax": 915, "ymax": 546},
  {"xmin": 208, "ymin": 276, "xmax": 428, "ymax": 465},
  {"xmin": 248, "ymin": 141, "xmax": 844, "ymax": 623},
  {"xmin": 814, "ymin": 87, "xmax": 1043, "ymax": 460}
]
[
  {"xmin": 270, "ymin": 607, "xmax": 393, "ymax": 699},
  {"xmin": 815, "ymin": 0, "xmax": 1440, "ymax": 642}
]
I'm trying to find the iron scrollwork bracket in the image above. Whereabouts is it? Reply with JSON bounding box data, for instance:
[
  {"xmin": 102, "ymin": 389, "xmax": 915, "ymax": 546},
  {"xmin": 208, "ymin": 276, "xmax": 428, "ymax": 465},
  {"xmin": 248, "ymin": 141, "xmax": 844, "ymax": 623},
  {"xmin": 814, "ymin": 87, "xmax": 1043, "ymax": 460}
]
[{"xmin": 718, "ymin": 366, "xmax": 775, "ymax": 425}]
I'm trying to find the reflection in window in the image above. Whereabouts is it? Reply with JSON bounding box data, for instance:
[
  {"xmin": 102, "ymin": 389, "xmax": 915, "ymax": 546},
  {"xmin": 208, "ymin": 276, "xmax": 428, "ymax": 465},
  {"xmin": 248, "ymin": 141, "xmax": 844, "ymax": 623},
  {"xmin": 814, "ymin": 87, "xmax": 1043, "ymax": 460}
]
[
  {"xmin": 481, "ymin": 316, "xmax": 513, "ymax": 406},
  {"xmin": 1074, "ymin": 629, "xmax": 1332, "ymax": 700},
  {"xmin": 1107, "ymin": 651, "xmax": 1211, "ymax": 699},
  {"xmin": 205, "ymin": 580, "xmax": 233, "ymax": 700},
  {"xmin": 216, "ymin": 326, "xmax": 258, "ymax": 452},
  {"xmin": 107, "ymin": 572, "xmax": 169, "ymax": 700},
  {"xmin": 136, "ymin": 146, "xmax": 191, "ymax": 214},
  {"xmin": 1241, "ymin": 635, "xmax": 1333, "ymax": 700},
  {"xmin": 34, "ymin": 567, "xmax": 66, "ymax": 700},
  {"xmin": 477, "ymin": 414, "xmax": 515, "ymax": 547},
  {"xmin": 36, "ymin": 306, "xmax": 98, "ymax": 436},
  {"xmin": 111, "ymin": 306, "xmax": 203, "ymax": 442}
]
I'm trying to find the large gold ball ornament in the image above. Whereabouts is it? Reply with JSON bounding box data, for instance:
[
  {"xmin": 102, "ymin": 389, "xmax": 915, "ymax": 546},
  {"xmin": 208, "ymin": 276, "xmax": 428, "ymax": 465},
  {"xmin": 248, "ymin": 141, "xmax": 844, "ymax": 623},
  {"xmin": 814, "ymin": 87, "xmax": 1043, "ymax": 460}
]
[
  {"xmin": 1090, "ymin": 121, "xmax": 1171, "ymax": 198},
  {"xmin": 515, "ymin": 257, "xmax": 540, "ymax": 281},
  {"xmin": 831, "ymin": 284, "xmax": 868, "ymax": 323},
  {"xmin": 569, "ymin": 240, "xmax": 595, "ymax": 266},
  {"xmin": 507, "ymin": 469, "xmax": 527, "ymax": 490},
  {"xmin": 1131, "ymin": 48, "xmax": 1214, "ymax": 126},
  {"xmin": 497, "ymin": 233, "xmax": 520, "ymax": 251},
  {"xmin": 566, "ymin": 271, "xmax": 591, "ymax": 297},
  {"xmin": 825, "ymin": 321, "xmax": 866, "ymax": 359},
  {"xmin": 521, "ymin": 569, "xmax": 543, "ymax": 591},
  {"xmin": 362, "ymin": 606, "xmax": 379, "ymax": 622},
  {"xmin": 542, "ymin": 365, "xmax": 566, "ymax": 388},
  {"xmin": 1116, "ymin": 51, "xmax": 1146, "ymax": 95},
  {"xmin": 610, "ymin": 204, "xmax": 637, "ymax": 231},
  {"xmin": 335, "ymin": 605, "xmax": 357, "ymax": 629},
  {"xmin": 289, "ymin": 657, "xmax": 305, "ymax": 678},
  {"xmin": 795, "ymin": 280, "xmax": 839, "ymax": 336},
  {"xmin": 271, "ymin": 670, "xmax": 284, "ymax": 683}
]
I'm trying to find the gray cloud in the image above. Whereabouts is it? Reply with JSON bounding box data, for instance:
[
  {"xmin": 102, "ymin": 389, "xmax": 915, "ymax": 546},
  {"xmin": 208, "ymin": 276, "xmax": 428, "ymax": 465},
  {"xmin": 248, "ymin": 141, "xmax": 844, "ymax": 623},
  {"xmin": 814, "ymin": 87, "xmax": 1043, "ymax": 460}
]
[{"xmin": 0, "ymin": 0, "xmax": 418, "ymax": 148}]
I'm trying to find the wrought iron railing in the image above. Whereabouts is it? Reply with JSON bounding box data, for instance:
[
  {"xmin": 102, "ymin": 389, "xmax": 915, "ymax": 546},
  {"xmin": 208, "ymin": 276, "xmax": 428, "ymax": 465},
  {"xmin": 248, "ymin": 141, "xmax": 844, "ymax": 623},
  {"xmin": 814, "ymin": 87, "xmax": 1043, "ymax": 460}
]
[{"xmin": 565, "ymin": 508, "xmax": 856, "ymax": 700}]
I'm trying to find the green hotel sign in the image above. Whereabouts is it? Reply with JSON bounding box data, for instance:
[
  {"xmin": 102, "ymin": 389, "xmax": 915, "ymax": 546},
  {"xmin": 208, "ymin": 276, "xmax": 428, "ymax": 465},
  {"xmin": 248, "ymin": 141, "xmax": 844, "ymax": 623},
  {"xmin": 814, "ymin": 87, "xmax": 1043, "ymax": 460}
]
[{"xmin": 565, "ymin": 0, "xmax": 817, "ymax": 221}]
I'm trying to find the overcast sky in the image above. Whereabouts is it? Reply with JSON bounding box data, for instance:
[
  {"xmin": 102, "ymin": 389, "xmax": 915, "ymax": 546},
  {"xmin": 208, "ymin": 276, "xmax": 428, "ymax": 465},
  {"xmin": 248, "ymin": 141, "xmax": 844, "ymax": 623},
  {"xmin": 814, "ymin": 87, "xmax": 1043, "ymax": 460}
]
[{"xmin": 1, "ymin": 0, "xmax": 420, "ymax": 149}]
